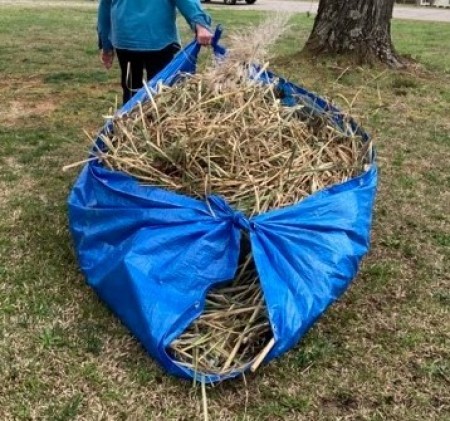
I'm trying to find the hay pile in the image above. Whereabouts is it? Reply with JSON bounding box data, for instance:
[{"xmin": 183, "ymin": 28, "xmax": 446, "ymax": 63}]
[
  {"xmin": 73, "ymin": 18, "xmax": 372, "ymax": 377},
  {"xmin": 98, "ymin": 75, "xmax": 369, "ymax": 216}
]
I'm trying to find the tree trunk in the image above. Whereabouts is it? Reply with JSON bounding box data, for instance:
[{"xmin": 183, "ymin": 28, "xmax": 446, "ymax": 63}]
[{"xmin": 304, "ymin": 0, "xmax": 405, "ymax": 67}]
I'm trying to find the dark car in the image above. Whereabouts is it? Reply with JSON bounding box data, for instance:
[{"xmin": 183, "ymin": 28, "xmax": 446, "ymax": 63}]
[{"xmin": 201, "ymin": 0, "xmax": 257, "ymax": 4}]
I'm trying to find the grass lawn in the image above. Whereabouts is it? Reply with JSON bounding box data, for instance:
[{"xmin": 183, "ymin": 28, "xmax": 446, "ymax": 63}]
[{"xmin": 0, "ymin": 3, "xmax": 449, "ymax": 420}]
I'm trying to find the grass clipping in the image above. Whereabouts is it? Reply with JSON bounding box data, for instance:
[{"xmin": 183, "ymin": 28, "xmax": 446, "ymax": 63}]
[{"xmin": 91, "ymin": 17, "xmax": 372, "ymax": 377}]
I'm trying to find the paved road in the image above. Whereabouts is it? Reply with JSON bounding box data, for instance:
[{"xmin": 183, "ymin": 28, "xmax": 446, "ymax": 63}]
[
  {"xmin": 205, "ymin": 0, "xmax": 450, "ymax": 22},
  {"xmin": 1, "ymin": 0, "xmax": 450, "ymax": 22}
]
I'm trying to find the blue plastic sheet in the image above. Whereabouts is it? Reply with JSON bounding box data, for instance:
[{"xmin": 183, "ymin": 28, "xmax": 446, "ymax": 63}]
[{"xmin": 68, "ymin": 28, "xmax": 377, "ymax": 383}]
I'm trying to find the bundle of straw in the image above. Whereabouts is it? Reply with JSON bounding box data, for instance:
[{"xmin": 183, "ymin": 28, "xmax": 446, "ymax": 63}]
[
  {"xmin": 71, "ymin": 17, "xmax": 372, "ymax": 377},
  {"xmin": 97, "ymin": 75, "xmax": 370, "ymax": 216}
]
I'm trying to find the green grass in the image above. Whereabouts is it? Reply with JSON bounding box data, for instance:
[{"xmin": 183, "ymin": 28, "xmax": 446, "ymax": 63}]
[{"xmin": 1, "ymin": 3, "xmax": 449, "ymax": 420}]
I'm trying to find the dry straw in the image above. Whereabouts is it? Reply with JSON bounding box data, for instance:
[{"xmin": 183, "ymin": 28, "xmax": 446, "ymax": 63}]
[{"xmin": 69, "ymin": 15, "xmax": 372, "ymax": 377}]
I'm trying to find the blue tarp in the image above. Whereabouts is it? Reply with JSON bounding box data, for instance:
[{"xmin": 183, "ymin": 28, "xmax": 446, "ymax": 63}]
[{"xmin": 68, "ymin": 28, "xmax": 377, "ymax": 383}]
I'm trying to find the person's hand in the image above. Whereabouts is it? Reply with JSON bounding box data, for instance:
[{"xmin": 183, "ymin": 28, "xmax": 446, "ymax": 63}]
[
  {"xmin": 100, "ymin": 50, "xmax": 114, "ymax": 69},
  {"xmin": 195, "ymin": 24, "xmax": 213, "ymax": 45}
]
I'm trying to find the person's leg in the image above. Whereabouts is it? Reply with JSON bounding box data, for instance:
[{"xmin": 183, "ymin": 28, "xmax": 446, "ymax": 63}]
[
  {"xmin": 115, "ymin": 49, "xmax": 145, "ymax": 104},
  {"xmin": 143, "ymin": 43, "xmax": 180, "ymax": 82}
]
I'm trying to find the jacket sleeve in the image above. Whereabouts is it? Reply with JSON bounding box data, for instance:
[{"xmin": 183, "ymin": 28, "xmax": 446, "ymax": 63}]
[
  {"xmin": 97, "ymin": 0, "xmax": 114, "ymax": 51},
  {"xmin": 174, "ymin": 0, "xmax": 212, "ymax": 30}
]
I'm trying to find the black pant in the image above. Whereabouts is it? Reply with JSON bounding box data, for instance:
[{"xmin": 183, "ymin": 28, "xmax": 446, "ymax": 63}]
[{"xmin": 116, "ymin": 44, "xmax": 180, "ymax": 104}]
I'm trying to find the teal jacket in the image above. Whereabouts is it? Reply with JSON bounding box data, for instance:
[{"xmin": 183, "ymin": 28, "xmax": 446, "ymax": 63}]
[{"xmin": 98, "ymin": 0, "xmax": 211, "ymax": 52}]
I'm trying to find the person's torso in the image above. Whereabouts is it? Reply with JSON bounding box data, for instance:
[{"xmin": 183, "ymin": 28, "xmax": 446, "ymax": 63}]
[{"xmin": 111, "ymin": 0, "xmax": 178, "ymax": 51}]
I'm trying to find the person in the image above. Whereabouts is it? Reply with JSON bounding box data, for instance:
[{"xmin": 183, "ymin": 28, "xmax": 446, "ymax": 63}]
[{"xmin": 97, "ymin": 0, "xmax": 213, "ymax": 104}]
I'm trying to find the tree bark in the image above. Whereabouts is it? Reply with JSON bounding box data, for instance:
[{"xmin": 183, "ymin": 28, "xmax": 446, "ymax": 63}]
[{"xmin": 304, "ymin": 0, "xmax": 405, "ymax": 67}]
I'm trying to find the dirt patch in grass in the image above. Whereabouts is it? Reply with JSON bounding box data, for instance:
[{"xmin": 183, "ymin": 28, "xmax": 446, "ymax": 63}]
[{"xmin": 0, "ymin": 99, "xmax": 57, "ymax": 127}]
